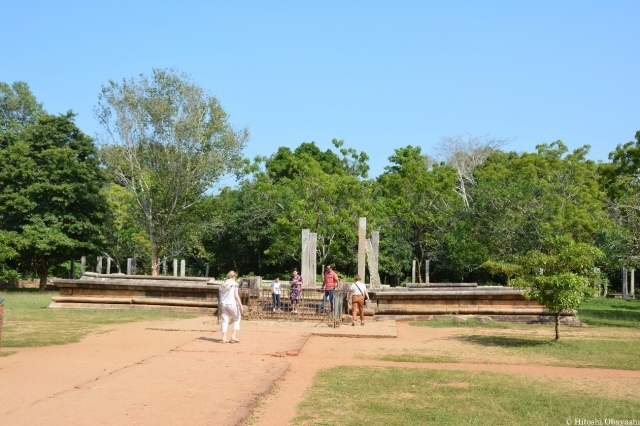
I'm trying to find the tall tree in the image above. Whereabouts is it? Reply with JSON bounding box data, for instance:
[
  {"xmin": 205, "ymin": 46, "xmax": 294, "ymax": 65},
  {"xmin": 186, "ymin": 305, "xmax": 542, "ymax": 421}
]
[
  {"xmin": 0, "ymin": 112, "xmax": 107, "ymax": 290},
  {"xmin": 378, "ymin": 146, "xmax": 460, "ymax": 282},
  {"xmin": 435, "ymin": 134, "xmax": 507, "ymax": 209},
  {"xmin": 484, "ymin": 235, "xmax": 605, "ymax": 340},
  {"xmin": 96, "ymin": 68, "xmax": 249, "ymax": 275}
]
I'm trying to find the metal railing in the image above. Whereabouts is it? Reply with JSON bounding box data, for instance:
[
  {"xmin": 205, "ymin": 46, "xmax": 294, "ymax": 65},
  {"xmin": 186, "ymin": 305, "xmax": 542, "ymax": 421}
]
[{"xmin": 241, "ymin": 287, "xmax": 345, "ymax": 326}]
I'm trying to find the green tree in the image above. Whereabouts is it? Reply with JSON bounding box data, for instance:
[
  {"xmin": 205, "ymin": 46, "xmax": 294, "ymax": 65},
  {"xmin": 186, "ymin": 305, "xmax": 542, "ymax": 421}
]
[
  {"xmin": 484, "ymin": 235, "xmax": 605, "ymax": 340},
  {"xmin": 598, "ymin": 131, "xmax": 640, "ymax": 273},
  {"xmin": 450, "ymin": 142, "xmax": 608, "ymax": 283},
  {"xmin": 97, "ymin": 68, "xmax": 249, "ymax": 275},
  {"xmin": 0, "ymin": 112, "xmax": 107, "ymax": 290},
  {"xmin": 378, "ymin": 146, "xmax": 460, "ymax": 283}
]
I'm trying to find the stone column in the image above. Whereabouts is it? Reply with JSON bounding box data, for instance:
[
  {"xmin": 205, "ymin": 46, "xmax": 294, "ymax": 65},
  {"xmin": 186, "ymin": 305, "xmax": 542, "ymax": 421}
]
[
  {"xmin": 622, "ymin": 267, "xmax": 628, "ymax": 299},
  {"xmin": 131, "ymin": 258, "xmax": 136, "ymax": 275},
  {"xmin": 180, "ymin": 260, "xmax": 186, "ymax": 277},
  {"xmin": 631, "ymin": 269, "xmax": 635, "ymax": 298},
  {"xmin": 412, "ymin": 260, "xmax": 416, "ymax": 284},
  {"xmin": 127, "ymin": 258, "xmax": 132, "ymax": 275},
  {"xmin": 365, "ymin": 238, "xmax": 381, "ymax": 288},
  {"xmin": 106, "ymin": 257, "xmax": 111, "ymax": 275},
  {"xmin": 425, "ymin": 260, "xmax": 430, "ymax": 284},
  {"xmin": 358, "ymin": 217, "xmax": 366, "ymax": 281},
  {"xmin": 309, "ymin": 232, "xmax": 317, "ymax": 286},
  {"xmin": 162, "ymin": 259, "xmax": 167, "ymax": 276},
  {"xmin": 301, "ymin": 229, "xmax": 310, "ymax": 287},
  {"xmin": 96, "ymin": 256, "xmax": 102, "ymax": 274},
  {"xmin": 371, "ymin": 231, "xmax": 379, "ymax": 264},
  {"xmin": 173, "ymin": 259, "xmax": 178, "ymax": 277},
  {"xmin": 205, "ymin": 264, "xmax": 210, "ymax": 278},
  {"xmin": 81, "ymin": 256, "xmax": 86, "ymax": 275}
]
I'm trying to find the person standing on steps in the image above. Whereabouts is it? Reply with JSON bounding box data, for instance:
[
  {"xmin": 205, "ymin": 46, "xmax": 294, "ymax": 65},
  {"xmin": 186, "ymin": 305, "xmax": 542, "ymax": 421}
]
[
  {"xmin": 347, "ymin": 274, "xmax": 370, "ymax": 326},
  {"xmin": 289, "ymin": 268, "xmax": 303, "ymax": 313},
  {"xmin": 321, "ymin": 265, "xmax": 339, "ymax": 313},
  {"xmin": 220, "ymin": 271, "xmax": 243, "ymax": 343},
  {"xmin": 271, "ymin": 276, "xmax": 283, "ymax": 312}
]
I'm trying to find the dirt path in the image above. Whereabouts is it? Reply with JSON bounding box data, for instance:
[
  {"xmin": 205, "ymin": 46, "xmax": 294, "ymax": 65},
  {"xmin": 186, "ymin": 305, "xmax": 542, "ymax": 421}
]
[{"xmin": 1, "ymin": 318, "xmax": 638, "ymax": 426}]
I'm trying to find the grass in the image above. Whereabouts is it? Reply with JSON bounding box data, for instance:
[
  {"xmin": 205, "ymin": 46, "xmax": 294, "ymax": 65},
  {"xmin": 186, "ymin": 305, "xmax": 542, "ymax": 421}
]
[
  {"xmin": 381, "ymin": 334, "xmax": 640, "ymax": 370},
  {"xmin": 293, "ymin": 366, "xmax": 640, "ymax": 426},
  {"xmin": 0, "ymin": 291, "xmax": 196, "ymax": 348},
  {"xmin": 577, "ymin": 298, "xmax": 640, "ymax": 328},
  {"xmin": 410, "ymin": 317, "xmax": 514, "ymax": 328}
]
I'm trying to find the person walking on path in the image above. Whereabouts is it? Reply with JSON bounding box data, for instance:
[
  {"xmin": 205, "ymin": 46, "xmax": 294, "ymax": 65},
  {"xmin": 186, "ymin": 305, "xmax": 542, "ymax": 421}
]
[
  {"xmin": 347, "ymin": 274, "xmax": 370, "ymax": 326},
  {"xmin": 321, "ymin": 265, "xmax": 339, "ymax": 313},
  {"xmin": 289, "ymin": 268, "xmax": 303, "ymax": 313},
  {"xmin": 271, "ymin": 277, "xmax": 283, "ymax": 312},
  {"xmin": 220, "ymin": 271, "xmax": 243, "ymax": 343}
]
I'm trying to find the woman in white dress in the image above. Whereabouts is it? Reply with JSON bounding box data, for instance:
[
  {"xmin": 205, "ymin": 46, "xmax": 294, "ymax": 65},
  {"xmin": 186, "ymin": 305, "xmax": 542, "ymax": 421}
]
[{"xmin": 219, "ymin": 271, "xmax": 244, "ymax": 343}]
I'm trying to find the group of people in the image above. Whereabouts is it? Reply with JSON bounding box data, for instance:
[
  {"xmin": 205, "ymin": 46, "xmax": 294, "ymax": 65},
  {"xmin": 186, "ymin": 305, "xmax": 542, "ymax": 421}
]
[{"xmin": 218, "ymin": 265, "xmax": 372, "ymax": 343}]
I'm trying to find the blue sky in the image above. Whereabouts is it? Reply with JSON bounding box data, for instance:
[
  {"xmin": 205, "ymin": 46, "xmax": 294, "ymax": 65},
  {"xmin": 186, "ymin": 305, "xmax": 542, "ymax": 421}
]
[{"xmin": 2, "ymin": 0, "xmax": 638, "ymax": 179}]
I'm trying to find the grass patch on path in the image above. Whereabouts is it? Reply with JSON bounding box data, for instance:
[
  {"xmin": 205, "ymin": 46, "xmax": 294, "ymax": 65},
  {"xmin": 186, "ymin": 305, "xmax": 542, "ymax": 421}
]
[
  {"xmin": 0, "ymin": 291, "xmax": 196, "ymax": 348},
  {"xmin": 294, "ymin": 366, "xmax": 640, "ymax": 426}
]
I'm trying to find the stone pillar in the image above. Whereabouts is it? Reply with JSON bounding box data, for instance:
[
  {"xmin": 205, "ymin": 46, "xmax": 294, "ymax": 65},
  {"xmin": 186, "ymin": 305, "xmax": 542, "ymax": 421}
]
[
  {"xmin": 173, "ymin": 259, "xmax": 178, "ymax": 277},
  {"xmin": 358, "ymin": 217, "xmax": 366, "ymax": 281},
  {"xmin": 301, "ymin": 229, "xmax": 311, "ymax": 287},
  {"xmin": 412, "ymin": 260, "xmax": 416, "ymax": 284},
  {"xmin": 425, "ymin": 260, "xmax": 430, "ymax": 284},
  {"xmin": 180, "ymin": 260, "xmax": 186, "ymax": 277},
  {"xmin": 205, "ymin": 264, "xmax": 210, "ymax": 278},
  {"xmin": 127, "ymin": 258, "xmax": 132, "ymax": 275},
  {"xmin": 96, "ymin": 256, "xmax": 103, "ymax": 274},
  {"xmin": 371, "ymin": 231, "xmax": 379, "ymax": 264},
  {"xmin": 309, "ymin": 232, "xmax": 317, "ymax": 285},
  {"xmin": 106, "ymin": 257, "xmax": 111, "ymax": 275},
  {"xmin": 622, "ymin": 267, "xmax": 628, "ymax": 299},
  {"xmin": 81, "ymin": 256, "xmax": 86, "ymax": 275},
  {"xmin": 162, "ymin": 259, "xmax": 167, "ymax": 276},
  {"xmin": 631, "ymin": 269, "xmax": 635, "ymax": 298},
  {"xmin": 131, "ymin": 258, "xmax": 136, "ymax": 275},
  {"xmin": 365, "ymin": 238, "xmax": 381, "ymax": 288},
  {"xmin": 70, "ymin": 260, "xmax": 75, "ymax": 279}
]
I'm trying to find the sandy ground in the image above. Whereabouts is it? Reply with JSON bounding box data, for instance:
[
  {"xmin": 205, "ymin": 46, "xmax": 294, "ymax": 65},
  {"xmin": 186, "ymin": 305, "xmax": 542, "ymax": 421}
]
[{"xmin": 1, "ymin": 317, "xmax": 639, "ymax": 426}]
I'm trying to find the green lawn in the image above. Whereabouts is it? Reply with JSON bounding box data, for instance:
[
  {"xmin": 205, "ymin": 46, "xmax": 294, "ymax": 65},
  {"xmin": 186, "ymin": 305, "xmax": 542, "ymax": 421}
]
[
  {"xmin": 0, "ymin": 290, "xmax": 196, "ymax": 348},
  {"xmin": 293, "ymin": 366, "xmax": 640, "ymax": 426},
  {"xmin": 577, "ymin": 298, "xmax": 640, "ymax": 328}
]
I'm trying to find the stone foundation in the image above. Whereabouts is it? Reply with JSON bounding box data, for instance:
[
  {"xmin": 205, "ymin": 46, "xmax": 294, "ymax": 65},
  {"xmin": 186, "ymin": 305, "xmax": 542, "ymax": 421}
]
[{"xmin": 50, "ymin": 272, "xmax": 220, "ymax": 312}]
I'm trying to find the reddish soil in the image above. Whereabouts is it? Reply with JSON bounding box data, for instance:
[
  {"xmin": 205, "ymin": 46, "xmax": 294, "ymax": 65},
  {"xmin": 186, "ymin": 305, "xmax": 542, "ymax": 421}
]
[{"xmin": 1, "ymin": 317, "xmax": 638, "ymax": 426}]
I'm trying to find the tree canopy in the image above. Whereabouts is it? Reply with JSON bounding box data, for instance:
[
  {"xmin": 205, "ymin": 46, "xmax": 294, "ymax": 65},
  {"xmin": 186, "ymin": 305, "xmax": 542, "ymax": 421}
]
[{"xmin": 96, "ymin": 68, "xmax": 249, "ymax": 275}]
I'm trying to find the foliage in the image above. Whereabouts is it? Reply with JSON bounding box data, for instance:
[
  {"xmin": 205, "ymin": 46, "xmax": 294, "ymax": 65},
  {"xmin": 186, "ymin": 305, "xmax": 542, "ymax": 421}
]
[
  {"xmin": 97, "ymin": 68, "xmax": 248, "ymax": 275},
  {"xmin": 378, "ymin": 145, "xmax": 460, "ymax": 283},
  {"xmin": 0, "ymin": 107, "xmax": 107, "ymax": 290},
  {"xmin": 484, "ymin": 235, "xmax": 605, "ymax": 339}
]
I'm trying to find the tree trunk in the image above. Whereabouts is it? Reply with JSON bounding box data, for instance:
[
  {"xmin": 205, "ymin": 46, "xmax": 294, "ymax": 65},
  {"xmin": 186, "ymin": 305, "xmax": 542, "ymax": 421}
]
[
  {"xmin": 151, "ymin": 245, "xmax": 160, "ymax": 276},
  {"xmin": 39, "ymin": 257, "xmax": 49, "ymax": 293},
  {"xmin": 555, "ymin": 313, "xmax": 560, "ymax": 340}
]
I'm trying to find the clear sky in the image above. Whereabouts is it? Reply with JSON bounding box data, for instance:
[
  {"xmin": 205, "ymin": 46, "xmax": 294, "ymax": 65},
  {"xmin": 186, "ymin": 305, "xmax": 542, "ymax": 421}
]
[{"xmin": 2, "ymin": 0, "xmax": 638, "ymax": 179}]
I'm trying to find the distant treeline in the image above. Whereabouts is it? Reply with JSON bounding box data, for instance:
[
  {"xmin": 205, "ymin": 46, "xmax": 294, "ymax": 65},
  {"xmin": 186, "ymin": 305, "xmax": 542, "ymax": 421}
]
[{"xmin": 1, "ymin": 76, "xmax": 639, "ymax": 292}]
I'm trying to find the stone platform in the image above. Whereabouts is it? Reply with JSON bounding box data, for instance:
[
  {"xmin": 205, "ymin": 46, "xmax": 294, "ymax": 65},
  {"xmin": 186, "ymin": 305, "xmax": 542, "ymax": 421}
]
[
  {"xmin": 48, "ymin": 275, "xmax": 576, "ymax": 324},
  {"xmin": 369, "ymin": 283, "xmax": 578, "ymax": 324},
  {"xmin": 49, "ymin": 272, "xmax": 221, "ymax": 313}
]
